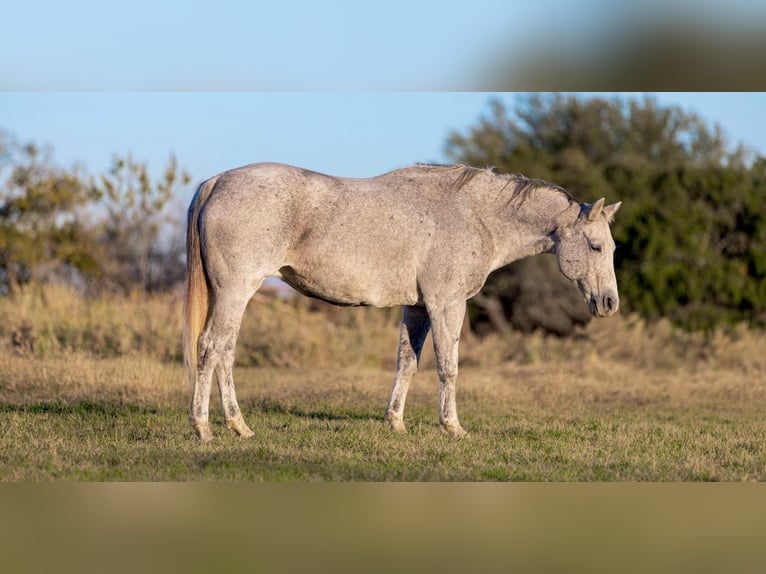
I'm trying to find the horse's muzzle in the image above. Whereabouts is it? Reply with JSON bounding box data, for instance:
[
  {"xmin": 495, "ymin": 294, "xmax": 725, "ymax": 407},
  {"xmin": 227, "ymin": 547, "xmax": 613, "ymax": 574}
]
[{"xmin": 590, "ymin": 293, "xmax": 619, "ymax": 317}]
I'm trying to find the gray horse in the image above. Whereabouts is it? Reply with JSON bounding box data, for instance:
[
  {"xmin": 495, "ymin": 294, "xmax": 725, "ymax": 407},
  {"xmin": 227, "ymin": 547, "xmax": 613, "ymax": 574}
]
[{"xmin": 183, "ymin": 162, "xmax": 621, "ymax": 441}]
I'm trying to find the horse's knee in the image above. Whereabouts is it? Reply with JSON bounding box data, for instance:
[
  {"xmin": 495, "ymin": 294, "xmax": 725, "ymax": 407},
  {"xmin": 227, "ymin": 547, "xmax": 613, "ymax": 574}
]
[
  {"xmin": 437, "ymin": 362, "xmax": 458, "ymax": 383},
  {"xmin": 397, "ymin": 349, "xmax": 419, "ymax": 378}
]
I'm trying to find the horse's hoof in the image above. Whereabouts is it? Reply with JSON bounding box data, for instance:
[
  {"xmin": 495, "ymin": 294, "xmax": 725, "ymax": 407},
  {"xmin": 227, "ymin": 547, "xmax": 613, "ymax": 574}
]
[
  {"xmin": 226, "ymin": 417, "xmax": 255, "ymax": 438},
  {"xmin": 384, "ymin": 414, "xmax": 407, "ymax": 433},
  {"xmin": 440, "ymin": 421, "xmax": 468, "ymax": 438},
  {"xmin": 192, "ymin": 421, "xmax": 214, "ymax": 442}
]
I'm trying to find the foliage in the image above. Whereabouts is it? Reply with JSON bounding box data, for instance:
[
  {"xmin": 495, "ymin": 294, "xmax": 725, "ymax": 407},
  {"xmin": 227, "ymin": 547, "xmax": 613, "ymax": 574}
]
[
  {"xmin": 0, "ymin": 132, "xmax": 100, "ymax": 294},
  {"xmin": 94, "ymin": 153, "xmax": 190, "ymax": 293},
  {"xmin": 470, "ymin": 255, "xmax": 592, "ymax": 337},
  {"xmin": 447, "ymin": 94, "xmax": 764, "ymax": 330},
  {"xmin": 3, "ymin": 94, "xmax": 765, "ymax": 331},
  {"xmin": 0, "ymin": 130, "xmax": 190, "ymax": 296}
]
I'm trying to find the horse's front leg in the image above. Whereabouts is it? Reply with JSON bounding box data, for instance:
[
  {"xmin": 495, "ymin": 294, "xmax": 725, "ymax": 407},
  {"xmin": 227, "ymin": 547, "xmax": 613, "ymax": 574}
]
[
  {"xmin": 384, "ymin": 305, "xmax": 431, "ymax": 432},
  {"xmin": 428, "ymin": 298, "xmax": 468, "ymax": 438}
]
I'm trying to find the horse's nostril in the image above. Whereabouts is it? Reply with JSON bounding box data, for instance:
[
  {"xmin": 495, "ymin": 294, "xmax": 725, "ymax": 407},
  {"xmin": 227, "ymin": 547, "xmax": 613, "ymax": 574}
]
[{"xmin": 605, "ymin": 296, "xmax": 614, "ymax": 311}]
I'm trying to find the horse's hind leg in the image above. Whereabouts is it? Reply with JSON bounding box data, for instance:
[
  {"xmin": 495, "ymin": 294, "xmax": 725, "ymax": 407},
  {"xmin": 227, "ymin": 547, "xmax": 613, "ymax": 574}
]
[
  {"xmin": 217, "ymin": 327, "xmax": 254, "ymax": 438},
  {"xmin": 191, "ymin": 283, "xmax": 258, "ymax": 440},
  {"xmin": 190, "ymin": 345, "xmax": 216, "ymax": 441},
  {"xmin": 384, "ymin": 305, "xmax": 431, "ymax": 433}
]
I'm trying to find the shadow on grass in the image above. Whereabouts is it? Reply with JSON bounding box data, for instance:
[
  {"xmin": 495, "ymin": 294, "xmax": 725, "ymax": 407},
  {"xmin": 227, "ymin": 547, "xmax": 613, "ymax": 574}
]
[
  {"xmin": 247, "ymin": 397, "xmax": 379, "ymax": 423},
  {"xmin": 0, "ymin": 401, "xmax": 160, "ymax": 416}
]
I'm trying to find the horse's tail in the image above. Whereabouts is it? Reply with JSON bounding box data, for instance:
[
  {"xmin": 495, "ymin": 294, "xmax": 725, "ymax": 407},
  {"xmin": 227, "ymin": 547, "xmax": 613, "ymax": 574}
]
[{"xmin": 183, "ymin": 175, "xmax": 219, "ymax": 389}]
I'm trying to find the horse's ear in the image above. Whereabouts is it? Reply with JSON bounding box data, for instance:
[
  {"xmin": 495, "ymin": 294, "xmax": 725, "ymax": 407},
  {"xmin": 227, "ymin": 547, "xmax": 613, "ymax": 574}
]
[
  {"xmin": 602, "ymin": 201, "xmax": 621, "ymax": 223},
  {"xmin": 587, "ymin": 198, "xmax": 605, "ymax": 221}
]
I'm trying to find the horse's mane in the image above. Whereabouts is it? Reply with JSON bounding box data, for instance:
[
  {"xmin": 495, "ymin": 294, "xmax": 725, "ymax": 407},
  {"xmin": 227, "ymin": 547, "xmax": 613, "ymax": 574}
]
[
  {"xmin": 414, "ymin": 163, "xmax": 487, "ymax": 191},
  {"xmin": 414, "ymin": 163, "xmax": 575, "ymax": 207}
]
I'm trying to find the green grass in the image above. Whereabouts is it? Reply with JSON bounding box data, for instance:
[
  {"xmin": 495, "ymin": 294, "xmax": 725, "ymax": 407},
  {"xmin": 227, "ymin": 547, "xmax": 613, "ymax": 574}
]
[
  {"xmin": 3, "ymin": 285, "xmax": 766, "ymax": 481},
  {"xmin": 2, "ymin": 353, "xmax": 765, "ymax": 481}
]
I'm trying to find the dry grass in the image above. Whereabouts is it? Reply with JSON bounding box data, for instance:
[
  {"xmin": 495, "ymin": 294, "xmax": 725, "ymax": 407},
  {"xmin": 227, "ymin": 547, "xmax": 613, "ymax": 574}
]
[
  {"xmin": 1, "ymin": 285, "xmax": 766, "ymax": 481},
  {"xmin": 0, "ymin": 284, "xmax": 402, "ymax": 368},
  {"xmin": 0, "ymin": 285, "xmax": 183, "ymax": 360},
  {"xmin": 4, "ymin": 284, "xmax": 766, "ymax": 373}
]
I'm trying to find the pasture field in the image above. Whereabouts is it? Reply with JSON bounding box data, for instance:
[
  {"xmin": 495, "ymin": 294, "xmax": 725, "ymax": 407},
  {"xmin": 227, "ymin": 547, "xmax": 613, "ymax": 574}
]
[{"xmin": 1, "ymin": 286, "xmax": 766, "ymax": 481}]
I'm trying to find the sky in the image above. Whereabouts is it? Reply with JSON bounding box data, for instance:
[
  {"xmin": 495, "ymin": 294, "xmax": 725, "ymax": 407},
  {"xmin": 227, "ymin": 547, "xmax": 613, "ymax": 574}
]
[
  {"xmin": 4, "ymin": 0, "xmax": 765, "ymax": 91},
  {"xmin": 2, "ymin": 92, "xmax": 766, "ymax": 207},
  {"xmin": 2, "ymin": 2, "xmax": 766, "ymax": 206},
  {"xmin": 0, "ymin": 0, "xmax": 656, "ymax": 91}
]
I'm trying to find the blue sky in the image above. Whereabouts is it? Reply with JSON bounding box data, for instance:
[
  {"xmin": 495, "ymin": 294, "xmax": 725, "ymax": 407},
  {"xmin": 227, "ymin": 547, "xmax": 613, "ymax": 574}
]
[
  {"xmin": 1, "ymin": 0, "xmax": 523, "ymax": 90},
  {"xmin": 2, "ymin": 92, "xmax": 766, "ymax": 207},
  {"xmin": 6, "ymin": 0, "xmax": 766, "ymax": 91},
  {"xmin": 2, "ymin": 2, "xmax": 766, "ymax": 205},
  {"xmin": 4, "ymin": 1, "xmax": 764, "ymax": 91}
]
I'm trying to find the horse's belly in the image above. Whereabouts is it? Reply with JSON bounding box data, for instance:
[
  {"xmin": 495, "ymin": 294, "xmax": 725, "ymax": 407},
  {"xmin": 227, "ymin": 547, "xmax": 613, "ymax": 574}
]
[{"xmin": 277, "ymin": 260, "xmax": 418, "ymax": 308}]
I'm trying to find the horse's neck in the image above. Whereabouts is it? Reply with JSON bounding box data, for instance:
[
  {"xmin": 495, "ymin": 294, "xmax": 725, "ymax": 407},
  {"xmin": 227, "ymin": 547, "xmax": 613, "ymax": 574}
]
[
  {"xmin": 490, "ymin": 221, "xmax": 554, "ymax": 269},
  {"xmin": 484, "ymin": 188, "xmax": 577, "ymax": 269}
]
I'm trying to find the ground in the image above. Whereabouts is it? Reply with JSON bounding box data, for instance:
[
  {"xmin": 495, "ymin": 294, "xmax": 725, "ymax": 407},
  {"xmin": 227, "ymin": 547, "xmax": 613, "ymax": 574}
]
[{"xmin": 1, "ymin": 351, "xmax": 764, "ymax": 481}]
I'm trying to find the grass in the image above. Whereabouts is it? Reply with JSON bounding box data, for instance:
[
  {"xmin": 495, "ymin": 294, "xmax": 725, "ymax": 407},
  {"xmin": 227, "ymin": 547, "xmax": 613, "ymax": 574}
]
[
  {"xmin": 3, "ymin": 296, "xmax": 765, "ymax": 574},
  {"xmin": 2, "ymin": 284, "xmax": 766, "ymax": 481},
  {"xmin": 2, "ymin": 349, "xmax": 765, "ymax": 481}
]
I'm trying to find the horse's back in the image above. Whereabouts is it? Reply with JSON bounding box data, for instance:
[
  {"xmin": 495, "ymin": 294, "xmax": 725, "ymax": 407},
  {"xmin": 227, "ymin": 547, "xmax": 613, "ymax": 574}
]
[{"xmin": 198, "ymin": 163, "xmax": 432, "ymax": 306}]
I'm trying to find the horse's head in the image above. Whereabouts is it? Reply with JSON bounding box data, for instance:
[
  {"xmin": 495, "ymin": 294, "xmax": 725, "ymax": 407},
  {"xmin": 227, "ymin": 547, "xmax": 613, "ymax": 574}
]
[{"xmin": 554, "ymin": 198, "xmax": 621, "ymax": 318}]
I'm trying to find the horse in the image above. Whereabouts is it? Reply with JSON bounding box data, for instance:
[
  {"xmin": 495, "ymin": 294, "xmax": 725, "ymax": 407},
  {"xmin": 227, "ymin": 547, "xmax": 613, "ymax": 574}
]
[{"xmin": 183, "ymin": 162, "xmax": 621, "ymax": 441}]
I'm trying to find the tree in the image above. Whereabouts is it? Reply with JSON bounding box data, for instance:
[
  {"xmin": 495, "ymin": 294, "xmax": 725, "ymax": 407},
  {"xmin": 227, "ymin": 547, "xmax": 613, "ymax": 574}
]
[
  {"xmin": 446, "ymin": 94, "xmax": 763, "ymax": 331},
  {"xmin": 0, "ymin": 131, "xmax": 99, "ymax": 295},
  {"xmin": 0, "ymin": 131, "xmax": 192, "ymax": 296},
  {"xmin": 95, "ymin": 153, "xmax": 190, "ymax": 293}
]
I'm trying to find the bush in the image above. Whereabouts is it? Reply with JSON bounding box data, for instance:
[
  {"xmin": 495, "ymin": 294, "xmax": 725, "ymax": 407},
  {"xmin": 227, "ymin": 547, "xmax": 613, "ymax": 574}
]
[{"xmin": 447, "ymin": 94, "xmax": 766, "ymax": 331}]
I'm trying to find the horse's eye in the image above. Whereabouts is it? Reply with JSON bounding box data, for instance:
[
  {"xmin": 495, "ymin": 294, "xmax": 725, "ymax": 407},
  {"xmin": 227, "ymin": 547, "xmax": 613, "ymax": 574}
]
[{"xmin": 589, "ymin": 243, "xmax": 602, "ymax": 253}]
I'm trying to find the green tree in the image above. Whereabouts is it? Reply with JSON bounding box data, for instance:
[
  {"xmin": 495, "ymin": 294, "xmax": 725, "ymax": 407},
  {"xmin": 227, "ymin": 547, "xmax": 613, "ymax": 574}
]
[
  {"xmin": 447, "ymin": 94, "xmax": 763, "ymax": 331},
  {"xmin": 0, "ymin": 132, "xmax": 99, "ymax": 295},
  {"xmin": 0, "ymin": 131, "xmax": 192, "ymax": 296}
]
